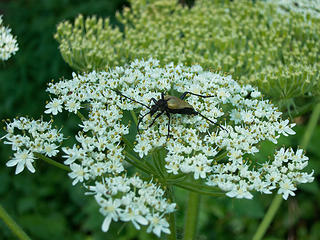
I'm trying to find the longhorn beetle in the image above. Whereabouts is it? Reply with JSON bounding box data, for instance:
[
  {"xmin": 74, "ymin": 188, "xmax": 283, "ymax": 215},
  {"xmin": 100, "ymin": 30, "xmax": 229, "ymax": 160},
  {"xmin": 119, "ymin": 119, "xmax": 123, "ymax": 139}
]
[{"xmin": 114, "ymin": 90, "xmax": 226, "ymax": 139}]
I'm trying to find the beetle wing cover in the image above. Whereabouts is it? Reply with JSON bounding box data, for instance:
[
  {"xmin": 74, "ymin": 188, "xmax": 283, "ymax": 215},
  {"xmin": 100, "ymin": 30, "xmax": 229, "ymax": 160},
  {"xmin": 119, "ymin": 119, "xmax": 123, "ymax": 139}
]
[{"xmin": 165, "ymin": 95, "xmax": 193, "ymax": 110}]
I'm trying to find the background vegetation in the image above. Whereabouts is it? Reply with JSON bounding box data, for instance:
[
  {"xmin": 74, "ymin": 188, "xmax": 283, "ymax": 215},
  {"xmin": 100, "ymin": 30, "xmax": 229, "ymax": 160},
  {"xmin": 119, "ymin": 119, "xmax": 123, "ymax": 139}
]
[{"xmin": 0, "ymin": 0, "xmax": 319, "ymax": 239}]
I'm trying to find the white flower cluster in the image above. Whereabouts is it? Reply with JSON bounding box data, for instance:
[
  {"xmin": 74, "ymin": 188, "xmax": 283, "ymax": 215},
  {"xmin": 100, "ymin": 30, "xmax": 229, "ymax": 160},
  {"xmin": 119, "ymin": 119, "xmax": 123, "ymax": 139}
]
[
  {"xmin": 2, "ymin": 117, "xmax": 63, "ymax": 174},
  {"xmin": 45, "ymin": 58, "xmax": 313, "ymax": 235},
  {"xmin": 46, "ymin": 60, "xmax": 176, "ymax": 237},
  {"xmin": 267, "ymin": 0, "xmax": 320, "ymax": 19},
  {"xmin": 208, "ymin": 147, "xmax": 314, "ymax": 200},
  {"xmin": 88, "ymin": 175, "xmax": 175, "ymax": 236},
  {"xmin": 0, "ymin": 15, "xmax": 18, "ymax": 61}
]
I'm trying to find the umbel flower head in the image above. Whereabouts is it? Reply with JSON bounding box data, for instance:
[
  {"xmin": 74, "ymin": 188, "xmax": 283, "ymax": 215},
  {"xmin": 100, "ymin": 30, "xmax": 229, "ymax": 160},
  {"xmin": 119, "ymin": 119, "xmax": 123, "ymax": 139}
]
[
  {"xmin": 55, "ymin": 0, "xmax": 320, "ymax": 117},
  {"xmin": 2, "ymin": 117, "xmax": 63, "ymax": 174},
  {"xmin": 0, "ymin": 15, "xmax": 18, "ymax": 61},
  {"xmin": 46, "ymin": 58, "xmax": 313, "ymax": 198},
  {"xmin": 2, "ymin": 59, "xmax": 314, "ymax": 237}
]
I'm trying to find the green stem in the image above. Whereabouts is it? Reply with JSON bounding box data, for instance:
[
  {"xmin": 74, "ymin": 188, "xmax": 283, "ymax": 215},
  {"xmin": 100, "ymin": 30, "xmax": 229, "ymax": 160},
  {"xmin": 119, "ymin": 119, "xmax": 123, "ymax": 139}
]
[
  {"xmin": 215, "ymin": 151, "xmax": 227, "ymax": 162},
  {"xmin": 252, "ymin": 103, "xmax": 320, "ymax": 240},
  {"xmin": 174, "ymin": 182, "xmax": 223, "ymax": 197},
  {"xmin": 184, "ymin": 192, "xmax": 201, "ymax": 240},
  {"xmin": 0, "ymin": 203, "xmax": 32, "ymax": 240},
  {"xmin": 122, "ymin": 136, "xmax": 159, "ymax": 175},
  {"xmin": 252, "ymin": 195, "xmax": 283, "ymax": 240},
  {"xmin": 123, "ymin": 150, "xmax": 158, "ymax": 176},
  {"xmin": 167, "ymin": 187, "xmax": 177, "ymax": 240},
  {"xmin": 77, "ymin": 111, "xmax": 86, "ymax": 121},
  {"xmin": 130, "ymin": 110, "xmax": 138, "ymax": 126},
  {"xmin": 300, "ymin": 103, "xmax": 320, "ymax": 149},
  {"xmin": 34, "ymin": 153, "xmax": 70, "ymax": 171},
  {"xmin": 152, "ymin": 149, "xmax": 165, "ymax": 178},
  {"xmin": 185, "ymin": 181, "xmax": 221, "ymax": 191}
]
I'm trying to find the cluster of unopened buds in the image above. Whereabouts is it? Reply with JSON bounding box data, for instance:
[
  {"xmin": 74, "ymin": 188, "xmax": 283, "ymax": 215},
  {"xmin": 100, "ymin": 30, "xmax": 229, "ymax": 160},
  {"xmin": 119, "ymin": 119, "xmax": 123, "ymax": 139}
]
[{"xmin": 2, "ymin": 59, "xmax": 314, "ymax": 237}]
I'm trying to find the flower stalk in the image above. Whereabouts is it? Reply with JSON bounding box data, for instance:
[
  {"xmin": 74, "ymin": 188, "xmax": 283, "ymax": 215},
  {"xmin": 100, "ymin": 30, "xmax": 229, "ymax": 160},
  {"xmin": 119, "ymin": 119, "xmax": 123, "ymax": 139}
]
[
  {"xmin": 252, "ymin": 195, "xmax": 283, "ymax": 240},
  {"xmin": 167, "ymin": 187, "xmax": 177, "ymax": 240},
  {"xmin": 184, "ymin": 192, "xmax": 201, "ymax": 240},
  {"xmin": 0, "ymin": 204, "xmax": 31, "ymax": 240},
  {"xmin": 34, "ymin": 152, "xmax": 70, "ymax": 172}
]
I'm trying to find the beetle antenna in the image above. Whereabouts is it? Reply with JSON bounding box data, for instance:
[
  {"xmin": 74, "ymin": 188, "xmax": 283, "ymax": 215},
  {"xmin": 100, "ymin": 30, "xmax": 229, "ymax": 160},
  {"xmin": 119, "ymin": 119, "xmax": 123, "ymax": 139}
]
[
  {"xmin": 112, "ymin": 89, "xmax": 151, "ymax": 109},
  {"xmin": 197, "ymin": 112, "xmax": 227, "ymax": 131},
  {"xmin": 148, "ymin": 110, "xmax": 165, "ymax": 127}
]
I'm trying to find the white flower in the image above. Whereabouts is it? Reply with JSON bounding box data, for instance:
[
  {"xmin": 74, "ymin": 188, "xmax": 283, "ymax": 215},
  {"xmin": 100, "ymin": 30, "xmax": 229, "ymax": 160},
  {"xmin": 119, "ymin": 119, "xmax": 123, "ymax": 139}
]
[
  {"xmin": 230, "ymin": 109, "xmax": 242, "ymax": 124},
  {"xmin": 226, "ymin": 181, "xmax": 253, "ymax": 199},
  {"xmin": 45, "ymin": 99, "xmax": 63, "ymax": 115},
  {"xmin": 65, "ymin": 100, "xmax": 81, "ymax": 113},
  {"xmin": 241, "ymin": 109, "xmax": 254, "ymax": 124},
  {"xmin": 251, "ymin": 91, "xmax": 261, "ymax": 98},
  {"xmin": 43, "ymin": 142, "xmax": 59, "ymax": 157},
  {"xmin": 120, "ymin": 207, "xmax": 148, "ymax": 230},
  {"xmin": 146, "ymin": 213, "xmax": 171, "ymax": 237},
  {"xmin": 276, "ymin": 120, "xmax": 296, "ymax": 136},
  {"xmin": 6, "ymin": 150, "xmax": 35, "ymax": 174},
  {"xmin": 84, "ymin": 175, "xmax": 176, "ymax": 236},
  {"xmin": 62, "ymin": 145, "xmax": 85, "ymax": 165},
  {"xmin": 278, "ymin": 178, "xmax": 297, "ymax": 200},
  {"xmin": 68, "ymin": 163, "xmax": 89, "ymax": 185},
  {"xmin": 86, "ymin": 181, "xmax": 108, "ymax": 196},
  {"xmin": 95, "ymin": 196, "xmax": 122, "ymax": 232}
]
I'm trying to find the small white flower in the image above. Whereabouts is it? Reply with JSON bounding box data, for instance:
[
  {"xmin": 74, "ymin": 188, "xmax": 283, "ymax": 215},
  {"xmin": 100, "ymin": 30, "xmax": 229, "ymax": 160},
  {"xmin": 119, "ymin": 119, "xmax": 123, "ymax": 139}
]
[
  {"xmin": 241, "ymin": 109, "xmax": 254, "ymax": 124},
  {"xmin": 62, "ymin": 145, "xmax": 85, "ymax": 165},
  {"xmin": 68, "ymin": 163, "xmax": 89, "ymax": 185},
  {"xmin": 65, "ymin": 100, "xmax": 81, "ymax": 113},
  {"xmin": 276, "ymin": 120, "xmax": 296, "ymax": 136},
  {"xmin": 95, "ymin": 196, "xmax": 122, "ymax": 232},
  {"xmin": 251, "ymin": 91, "xmax": 261, "ymax": 98},
  {"xmin": 230, "ymin": 109, "xmax": 242, "ymax": 124},
  {"xmin": 146, "ymin": 213, "xmax": 171, "ymax": 237},
  {"xmin": 120, "ymin": 207, "xmax": 148, "ymax": 230},
  {"xmin": 45, "ymin": 99, "xmax": 63, "ymax": 115},
  {"xmin": 43, "ymin": 142, "xmax": 59, "ymax": 157},
  {"xmin": 278, "ymin": 178, "xmax": 296, "ymax": 200},
  {"xmin": 226, "ymin": 181, "xmax": 253, "ymax": 199},
  {"xmin": 6, "ymin": 150, "xmax": 35, "ymax": 174}
]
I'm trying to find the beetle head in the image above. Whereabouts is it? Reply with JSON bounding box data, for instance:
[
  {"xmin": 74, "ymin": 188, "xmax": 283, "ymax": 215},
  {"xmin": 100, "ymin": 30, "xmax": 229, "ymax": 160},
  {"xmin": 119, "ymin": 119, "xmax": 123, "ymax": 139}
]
[{"xmin": 150, "ymin": 105, "xmax": 159, "ymax": 116}]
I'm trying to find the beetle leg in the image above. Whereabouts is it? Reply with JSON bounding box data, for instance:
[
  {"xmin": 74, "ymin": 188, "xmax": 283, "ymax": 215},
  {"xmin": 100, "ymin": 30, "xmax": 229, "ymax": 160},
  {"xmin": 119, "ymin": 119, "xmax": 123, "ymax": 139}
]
[
  {"xmin": 137, "ymin": 111, "xmax": 151, "ymax": 134},
  {"xmin": 148, "ymin": 110, "xmax": 165, "ymax": 128},
  {"xmin": 166, "ymin": 112, "xmax": 171, "ymax": 139},
  {"xmin": 150, "ymin": 98, "xmax": 158, "ymax": 105},
  {"xmin": 196, "ymin": 112, "xmax": 226, "ymax": 131},
  {"xmin": 180, "ymin": 91, "xmax": 216, "ymax": 100}
]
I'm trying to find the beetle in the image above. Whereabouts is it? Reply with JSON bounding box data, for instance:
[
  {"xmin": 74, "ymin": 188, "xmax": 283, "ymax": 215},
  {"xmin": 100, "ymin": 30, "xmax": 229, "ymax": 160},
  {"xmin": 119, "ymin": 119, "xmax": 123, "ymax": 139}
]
[{"xmin": 114, "ymin": 90, "xmax": 225, "ymax": 138}]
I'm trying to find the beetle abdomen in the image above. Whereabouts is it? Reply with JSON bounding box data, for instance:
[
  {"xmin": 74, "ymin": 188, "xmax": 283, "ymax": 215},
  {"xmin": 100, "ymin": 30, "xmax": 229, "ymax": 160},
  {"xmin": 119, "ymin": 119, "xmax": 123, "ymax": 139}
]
[{"xmin": 168, "ymin": 107, "xmax": 197, "ymax": 115}]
